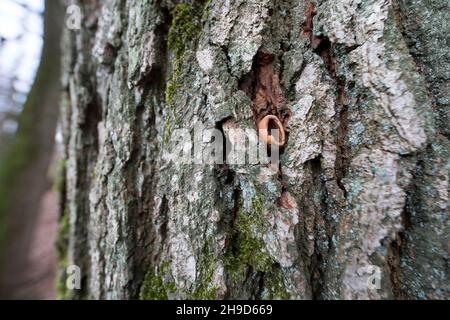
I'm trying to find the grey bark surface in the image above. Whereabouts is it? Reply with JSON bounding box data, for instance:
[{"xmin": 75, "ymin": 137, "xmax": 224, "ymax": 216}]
[{"xmin": 60, "ymin": 0, "xmax": 449, "ymax": 299}]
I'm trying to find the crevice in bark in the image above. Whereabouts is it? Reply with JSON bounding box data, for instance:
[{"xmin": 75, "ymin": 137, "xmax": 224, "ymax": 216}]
[
  {"xmin": 80, "ymin": 98, "xmax": 102, "ymax": 151},
  {"xmin": 286, "ymin": 59, "xmax": 306, "ymax": 101},
  {"xmin": 72, "ymin": 92, "xmax": 102, "ymax": 299},
  {"xmin": 309, "ymin": 250, "xmax": 325, "ymax": 299},
  {"xmin": 256, "ymin": 272, "xmax": 266, "ymax": 299},
  {"xmin": 156, "ymin": 195, "xmax": 169, "ymax": 260},
  {"xmin": 136, "ymin": 9, "xmax": 171, "ymax": 91},
  {"xmin": 128, "ymin": 10, "xmax": 171, "ymax": 297},
  {"xmin": 385, "ymin": 154, "xmax": 421, "ymax": 299},
  {"xmin": 386, "ymin": 229, "xmax": 407, "ymax": 299},
  {"xmin": 228, "ymin": 187, "xmax": 242, "ymax": 248},
  {"xmin": 391, "ymin": 0, "xmax": 422, "ymax": 74},
  {"xmin": 239, "ymin": 47, "xmax": 292, "ymax": 209},
  {"xmin": 335, "ymin": 91, "xmax": 349, "ymax": 197},
  {"xmin": 221, "ymin": 45, "xmax": 233, "ymax": 77},
  {"xmin": 223, "ymin": 186, "xmax": 241, "ymax": 298},
  {"xmin": 239, "ymin": 48, "xmax": 291, "ymax": 128},
  {"xmin": 301, "ymin": 1, "xmax": 320, "ymax": 49},
  {"xmin": 215, "ymin": 117, "xmax": 233, "ymax": 166},
  {"xmin": 302, "ymin": 0, "xmax": 349, "ymax": 196},
  {"xmin": 304, "ymin": 155, "xmax": 330, "ymax": 299},
  {"xmin": 299, "ymin": 1, "xmax": 351, "ymax": 298},
  {"xmin": 215, "ymin": 166, "xmax": 236, "ymax": 232},
  {"xmin": 123, "ymin": 102, "xmax": 148, "ymax": 297},
  {"xmin": 313, "ymin": 37, "xmax": 336, "ymax": 77},
  {"xmin": 386, "ymin": 153, "xmax": 416, "ymax": 299}
]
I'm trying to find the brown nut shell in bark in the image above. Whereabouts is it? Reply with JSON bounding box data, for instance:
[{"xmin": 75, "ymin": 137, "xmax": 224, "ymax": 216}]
[{"xmin": 257, "ymin": 115, "xmax": 285, "ymax": 147}]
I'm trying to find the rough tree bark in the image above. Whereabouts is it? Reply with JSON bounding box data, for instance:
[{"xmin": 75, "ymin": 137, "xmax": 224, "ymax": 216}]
[{"xmin": 59, "ymin": 0, "xmax": 449, "ymax": 299}]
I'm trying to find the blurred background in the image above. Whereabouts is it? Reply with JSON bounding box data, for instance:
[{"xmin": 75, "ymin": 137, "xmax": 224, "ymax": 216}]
[
  {"xmin": 0, "ymin": 0, "xmax": 62, "ymax": 299},
  {"xmin": 0, "ymin": 0, "xmax": 43, "ymax": 154}
]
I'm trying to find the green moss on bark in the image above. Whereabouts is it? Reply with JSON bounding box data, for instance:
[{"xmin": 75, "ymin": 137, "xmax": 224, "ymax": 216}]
[
  {"xmin": 189, "ymin": 240, "xmax": 219, "ymax": 299},
  {"xmin": 56, "ymin": 209, "xmax": 70, "ymax": 300},
  {"xmin": 264, "ymin": 269, "xmax": 290, "ymax": 299},
  {"xmin": 139, "ymin": 263, "xmax": 176, "ymax": 300},
  {"xmin": 166, "ymin": 2, "xmax": 206, "ymax": 109},
  {"xmin": 163, "ymin": 2, "xmax": 208, "ymax": 146},
  {"xmin": 53, "ymin": 159, "xmax": 66, "ymax": 193},
  {"xmin": 224, "ymin": 196, "xmax": 275, "ymax": 282}
]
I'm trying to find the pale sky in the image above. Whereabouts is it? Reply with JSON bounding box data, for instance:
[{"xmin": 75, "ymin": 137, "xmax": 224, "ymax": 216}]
[{"xmin": 0, "ymin": 0, "xmax": 44, "ymax": 133}]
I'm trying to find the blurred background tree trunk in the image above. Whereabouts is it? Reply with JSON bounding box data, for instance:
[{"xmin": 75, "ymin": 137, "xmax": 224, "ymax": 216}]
[
  {"xmin": 59, "ymin": 0, "xmax": 449, "ymax": 299},
  {"xmin": 0, "ymin": 0, "xmax": 63, "ymax": 299}
]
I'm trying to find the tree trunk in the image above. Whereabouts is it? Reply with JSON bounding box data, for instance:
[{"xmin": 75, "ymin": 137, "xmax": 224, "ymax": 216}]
[{"xmin": 59, "ymin": 0, "xmax": 449, "ymax": 299}]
